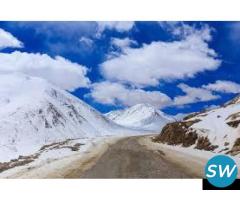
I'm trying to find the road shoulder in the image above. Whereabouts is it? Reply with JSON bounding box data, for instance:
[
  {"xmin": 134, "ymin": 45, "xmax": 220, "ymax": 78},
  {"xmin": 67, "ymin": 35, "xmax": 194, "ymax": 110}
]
[
  {"xmin": 138, "ymin": 136, "xmax": 212, "ymax": 178},
  {"xmin": 0, "ymin": 137, "xmax": 122, "ymax": 178}
]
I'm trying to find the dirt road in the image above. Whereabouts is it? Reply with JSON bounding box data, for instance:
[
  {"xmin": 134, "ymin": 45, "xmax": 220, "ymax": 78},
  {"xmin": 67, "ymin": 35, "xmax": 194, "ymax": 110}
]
[{"xmin": 65, "ymin": 136, "xmax": 199, "ymax": 178}]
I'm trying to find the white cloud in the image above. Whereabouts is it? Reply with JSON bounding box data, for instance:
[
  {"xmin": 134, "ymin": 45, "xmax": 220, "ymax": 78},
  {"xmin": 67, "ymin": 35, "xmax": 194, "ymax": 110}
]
[
  {"xmin": 96, "ymin": 21, "xmax": 134, "ymax": 37},
  {"xmin": 0, "ymin": 51, "xmax": 90, "ymax": 91},
  {"xmin": 173, "ymin": 83, "xmax": 220, "ymax": 106},
  {"xmin": 79, "ymin": 36, "xmax": 94, "ymax": 48},
  {"xmin": 159, "ymin": 22, "xmax": 213, "ymax": 41},
  {"xmin": 107, "ymin": 37, "xmax": 138, "ymax": 58},
  {"xmin": 203, "ymin": 80, "xmax": 240, "ymax": 94},
  {"xmin": 88, "ymin": 81, "xmax": 226, "ymax": 109},
  {"xmin": 88, "ymin": 81, "xmax": 172, "ymax": 109},
  {"xmin": 100, "ymin": 24, "xmax": 221, "ymax": 87},
  {"xmin": 0, "ymin": 28, "xmax": 23, "ymax": 50},
  {"xmin": 111, "ymin": 37, "xmax": 137, "ymax": 49}
]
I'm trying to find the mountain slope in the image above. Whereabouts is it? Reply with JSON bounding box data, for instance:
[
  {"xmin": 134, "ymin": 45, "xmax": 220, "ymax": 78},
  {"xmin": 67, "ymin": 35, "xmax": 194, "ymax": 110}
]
[
  {"xmin": 0, "ymin": 73, "xmax": 136, "ymax": 162},
  {"xmin": 154, "ymin": 95, "xmax": 240, "ymax": 156},
  {"xmin": 105, "ymin": 104, "xmax": 173, "ymax": 131}
]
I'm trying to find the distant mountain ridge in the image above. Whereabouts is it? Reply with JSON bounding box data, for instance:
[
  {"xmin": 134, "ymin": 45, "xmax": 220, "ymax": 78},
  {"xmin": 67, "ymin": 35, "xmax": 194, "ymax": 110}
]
[{"xmin": 105, "ymin": 103, "xmax": 174, "ymax": 131}]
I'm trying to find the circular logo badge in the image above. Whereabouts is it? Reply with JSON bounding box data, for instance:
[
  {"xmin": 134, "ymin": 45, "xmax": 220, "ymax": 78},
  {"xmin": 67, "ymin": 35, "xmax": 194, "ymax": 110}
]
[{"xmin": 205, "ymin": 155, "xmax": 238, "ymax": 188}]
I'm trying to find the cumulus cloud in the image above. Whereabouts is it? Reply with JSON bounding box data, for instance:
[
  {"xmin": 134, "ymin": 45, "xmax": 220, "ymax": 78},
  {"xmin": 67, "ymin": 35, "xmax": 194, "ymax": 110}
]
[
  {"xmin": 159, "ymin": 22, "xmax": 213, "ymax": 41},
  {"xmin": 173, "ymin": 83, "xmax": 220, "ymax": 106},
  {"xmin": 88, "ymin": 81, "xmax": 222, "ymax": 109},
  {"xmin": 96, "ymin": 21, "xmax": 135, "ymax": 37},
  {"xmin": 87, "ymin": 80, "xmax": 229, "ymax": 108},
  {"xmin": 87, "ymin": 81, "xmax": 172, "ymax": 109},
  {"xmin": 0, "ymin": 28, "xmax": 23, "ymax": 50},
  {"xmin": 111, "ymin": 37, "xmax": 137, "ymax": 49},
  {"xmin": 0, "ymin": 51, "xmax": 90, "ymax": 91},
  {"xmin": 203, "ymin": 80, "xmax": 240, "ymax": 94},
  {"xmin": 107, "ymin": 37, "xmax": 138, "ymax": 58},
  {"xmin": 90, "ymin": 23, "xmax": 224, "ymax": 109},
  {"xmin": 100, "ymin": 24, "xmax": 221, "ymax": 87}
]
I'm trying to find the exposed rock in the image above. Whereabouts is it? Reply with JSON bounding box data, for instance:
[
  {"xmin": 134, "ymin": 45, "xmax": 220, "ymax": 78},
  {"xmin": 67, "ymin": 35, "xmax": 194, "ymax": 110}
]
[
  {"xmin": 218, "ymin": 148, "xmax": 229, "ymax": 153},
  {"xmin": 44, "ymin": 119, "xmax": 52, "ymax": 128},
  {"xmin": 224, "ymin": 142, "xmax": 229, "ymax": 146},
  {"xmin": 47, "ymin": 103, "xmax": 66, "ymax": 127},
  {"xmin": 228, "ymin": 138, "xmax": 240, "ymax": 156},
  {"xmin": 39, "ymin": 139, "xmax": 84, "ymax": 153},
  {"xmin": 153, "ymin": 118, "xmax": 219, "ymax": 152},
  {"xmin": 153, "ymin": 120, "xmax": 199, "ymax": 147},
  {"xmin": 0, "ymin": 154, "xmax": 39, "ymax": 173},
  {"xmin": 226, "ymin": 120, "xmax": 240, "ymax": 128},
  {"xmin": 234, "ymin": 138, "xmax": 240, "ymax": 147},
  {"xmin": 40, "ymin": 140, "xmax": 67, "ymax": 151},
  {"xmin": 195, "ymin": 136, "xmax": 218, "ymax": 151},
  {"xmin": 226, "ymin": 112, "xmax": 240, "ymax": 121}
]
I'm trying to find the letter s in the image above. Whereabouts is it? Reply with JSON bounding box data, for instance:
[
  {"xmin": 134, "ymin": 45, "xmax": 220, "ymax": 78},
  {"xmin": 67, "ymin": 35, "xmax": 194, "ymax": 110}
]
[{"xmin": 206, "ymin": 164, "xmax": 217, "ymax": 178}]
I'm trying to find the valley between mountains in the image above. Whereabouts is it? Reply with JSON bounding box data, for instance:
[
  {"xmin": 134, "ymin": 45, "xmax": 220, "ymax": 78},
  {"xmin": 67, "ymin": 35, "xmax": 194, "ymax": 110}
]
[{"xmin": 1, "ymin": 73, "xmax": 240, "ymax": 178}]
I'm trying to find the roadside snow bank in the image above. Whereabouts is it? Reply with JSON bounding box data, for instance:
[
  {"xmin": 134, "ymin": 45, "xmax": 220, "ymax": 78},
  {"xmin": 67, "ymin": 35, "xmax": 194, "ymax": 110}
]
[{"xmin": 0, "ymin": 136, "xmax": 122, "ymax": 178}]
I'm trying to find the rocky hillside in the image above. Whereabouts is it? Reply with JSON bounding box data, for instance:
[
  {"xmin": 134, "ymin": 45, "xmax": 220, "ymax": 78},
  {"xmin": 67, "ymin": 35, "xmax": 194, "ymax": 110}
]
[{"xmin": 153, "ymin": 95, "xmax": 240, "ymax": 156}]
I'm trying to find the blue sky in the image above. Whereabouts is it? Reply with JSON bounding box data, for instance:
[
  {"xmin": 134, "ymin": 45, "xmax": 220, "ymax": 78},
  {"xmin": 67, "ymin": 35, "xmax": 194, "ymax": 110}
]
[{"xmin": 0, "ymin": 21, "xmax": 240, "ymax": 115}]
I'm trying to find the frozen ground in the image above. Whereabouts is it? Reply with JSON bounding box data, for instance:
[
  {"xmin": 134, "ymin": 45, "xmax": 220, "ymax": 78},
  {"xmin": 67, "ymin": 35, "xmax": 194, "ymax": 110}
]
[
  {"xmin": 0, "ymin": 136, "xmax": 122, "ymax": 178},
  {"xmin": 1, "ymin": 135, "xmax": 239, "ymax": 178}
]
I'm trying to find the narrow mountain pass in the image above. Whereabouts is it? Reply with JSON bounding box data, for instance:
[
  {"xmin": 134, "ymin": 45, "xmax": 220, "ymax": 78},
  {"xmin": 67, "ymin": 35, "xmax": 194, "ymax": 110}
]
[{"xmin": 65, "ymin": 136, "xmax": 201, "ymax": 178}]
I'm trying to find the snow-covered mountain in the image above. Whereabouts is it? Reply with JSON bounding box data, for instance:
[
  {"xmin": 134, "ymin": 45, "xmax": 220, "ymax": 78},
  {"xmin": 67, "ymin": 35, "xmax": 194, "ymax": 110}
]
[
  {"xmin": 154, "ymin": 95, "xmax": 240, "ymax": 156},
  {"xmin": 105, "ymin": 104, "xmax": 174, "ymax": 131},
  {"xmin": 0, "ymin": 73, "xmax": 137, "ymax": 162}
]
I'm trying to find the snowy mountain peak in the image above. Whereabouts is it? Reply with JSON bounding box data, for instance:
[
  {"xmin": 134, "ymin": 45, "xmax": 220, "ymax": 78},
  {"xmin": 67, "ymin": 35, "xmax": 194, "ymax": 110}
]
[
  {"xmin": 105, "ymin": 104, "xmax": 173, "ymax": 131},
  {"xmin": 0, "ymin": 73, "xmax": 138, "ymax": 162},
  {"xmin": 127, "ymin": 103, "xmax": 161, "ymax": 114}
]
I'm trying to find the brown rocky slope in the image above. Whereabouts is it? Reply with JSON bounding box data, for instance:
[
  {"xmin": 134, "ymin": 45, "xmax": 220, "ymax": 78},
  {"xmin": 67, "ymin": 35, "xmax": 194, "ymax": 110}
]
[{"xmin": 153, "ymin": 95, "xmax": 240, "ymax": 156}]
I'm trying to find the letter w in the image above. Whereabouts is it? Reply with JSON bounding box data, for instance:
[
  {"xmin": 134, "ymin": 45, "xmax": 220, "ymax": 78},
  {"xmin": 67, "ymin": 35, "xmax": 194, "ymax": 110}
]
[{"xmin": 219, "ymin": 165, "xmax": 237, "ymax": 178}]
